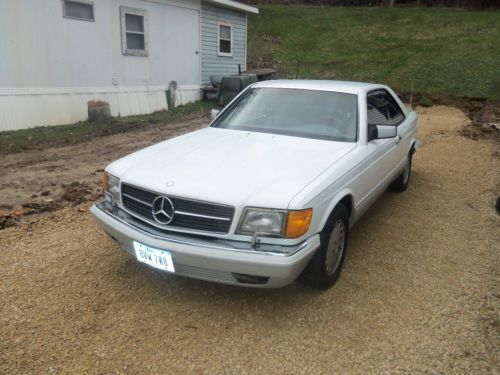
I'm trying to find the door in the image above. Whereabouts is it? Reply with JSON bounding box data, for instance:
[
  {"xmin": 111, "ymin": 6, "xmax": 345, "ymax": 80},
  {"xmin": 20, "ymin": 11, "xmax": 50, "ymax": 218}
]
[
  {"xmin": 159, "ymin": 6, "xmax": 201, "ymax": 88},
  {"xmin": 355, "ymin": 89, "xmax": 406, "ymax": 214}
]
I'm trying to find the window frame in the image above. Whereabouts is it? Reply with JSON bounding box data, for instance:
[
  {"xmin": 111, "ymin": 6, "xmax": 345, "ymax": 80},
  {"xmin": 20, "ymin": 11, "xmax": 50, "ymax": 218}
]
[
  {"xmin": 62, "ymin": 0, "xmax": 95, "ymax": 22},
  {"xmin": 366, "ymin": 89, "xmax": 406, "ymax": 128},
  {"xmin": 120, "ymin": 7, "xmax": 148, "ymax": 57},
  {"xmin": 217, "ymin": 22, "xmax": 233, "ymax": 57}
]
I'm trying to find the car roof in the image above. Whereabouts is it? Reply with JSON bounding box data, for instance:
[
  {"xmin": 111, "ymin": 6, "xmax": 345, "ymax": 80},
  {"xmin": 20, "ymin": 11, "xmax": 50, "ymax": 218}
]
[{"xmin": 252, "ymin": 79, "xmax": 386, "ymax": 95}]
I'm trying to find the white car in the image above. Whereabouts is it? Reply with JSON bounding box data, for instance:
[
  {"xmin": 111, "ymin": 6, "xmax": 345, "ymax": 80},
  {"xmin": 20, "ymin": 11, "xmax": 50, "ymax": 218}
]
[{"xmin": 91, "ymin": 80, "xmax": 419, "ymax": 289}]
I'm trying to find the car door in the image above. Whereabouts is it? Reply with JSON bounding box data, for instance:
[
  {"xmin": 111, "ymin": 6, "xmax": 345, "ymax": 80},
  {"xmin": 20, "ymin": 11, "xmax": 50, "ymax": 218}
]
[
  {"xmin": 355, "ymin": 90, "xmax": 406, "ymax": 214},
  {"xmin": 385, "ymin": 90, "xmax": 418, "ymax": 161}
]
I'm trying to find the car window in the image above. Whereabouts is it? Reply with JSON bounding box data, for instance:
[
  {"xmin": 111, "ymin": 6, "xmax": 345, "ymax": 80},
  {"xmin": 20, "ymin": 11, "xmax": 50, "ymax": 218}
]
[
  {"xmin": 367, "ymin": 90, "xmax": 405, "ymax": 127},
  {"xmin": 212, "ymin": 88, "xmax": 358, "ymax": 142}
]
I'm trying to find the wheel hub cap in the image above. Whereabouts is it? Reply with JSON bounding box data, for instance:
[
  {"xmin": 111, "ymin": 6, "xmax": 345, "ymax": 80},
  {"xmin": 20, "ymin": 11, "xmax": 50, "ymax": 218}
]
[{"xmin": 325, "ymin": 219, "xmax": 345, "ymax": 275}]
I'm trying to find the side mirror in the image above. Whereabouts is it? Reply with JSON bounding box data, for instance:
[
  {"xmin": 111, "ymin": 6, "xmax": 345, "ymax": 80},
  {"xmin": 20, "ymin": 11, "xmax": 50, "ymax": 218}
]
[
  {"xmin": 368, "ymin": 124, "xmax": 397, "ymax": 141},
  {"xmin": 211, "ymin": 108, "xmax": 221, "ymax": 120},
  {"xmin": 368, "ymin": 124, "xmax": 378, "ymax": 142}
]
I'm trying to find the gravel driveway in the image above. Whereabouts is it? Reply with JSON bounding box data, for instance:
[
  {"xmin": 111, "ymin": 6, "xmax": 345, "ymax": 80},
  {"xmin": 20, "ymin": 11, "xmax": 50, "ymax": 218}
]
[{"xmin": 0, "ymin": 106, "xmax": 498, "ymax": 374}]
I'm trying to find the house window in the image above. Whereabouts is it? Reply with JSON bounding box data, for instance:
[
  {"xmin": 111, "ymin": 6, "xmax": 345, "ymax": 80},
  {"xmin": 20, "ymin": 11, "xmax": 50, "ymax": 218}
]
[
  {"xmin": 63, "ymin": 0, "xmax": 94, "ymax": 22},
  {"xmin": 218, "ymin": 23, "xmax": 232, "ymax": 56},
  {"xmin": 120, "ymin": 7, "xmax": 148, "ymax": 56}
]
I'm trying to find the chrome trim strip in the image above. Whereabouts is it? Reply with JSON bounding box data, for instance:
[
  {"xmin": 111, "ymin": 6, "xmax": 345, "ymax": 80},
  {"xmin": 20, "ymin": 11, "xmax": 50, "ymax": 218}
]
[
  {"xmin": 175, "ymin": 210, "xmax": 231, "ymax": 221},
  {"xmin": 96, "ymin": 203, "xmax": 308, "ymax": 257},
  {"xmin": 120, "ymin": 205, "xmax": 231, "ymax": 235},
  {"xmin": 122, "ymin": 193, "xmax": 152, "ymax": 207}
]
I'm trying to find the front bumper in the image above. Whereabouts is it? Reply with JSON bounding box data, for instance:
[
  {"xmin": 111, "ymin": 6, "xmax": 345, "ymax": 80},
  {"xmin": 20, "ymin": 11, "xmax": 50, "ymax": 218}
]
[{"xmin": 90, "ymin": 202, "xmax": 320, "ymax": 288}]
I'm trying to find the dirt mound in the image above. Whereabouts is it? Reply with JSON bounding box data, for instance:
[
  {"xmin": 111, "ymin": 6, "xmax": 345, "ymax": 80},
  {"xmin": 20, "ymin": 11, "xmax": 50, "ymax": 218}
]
[
  {"xmin": 459, "ymin": 101, "xmax": 500, "ymax": 142},
  {"xmin": 60, "ymin": 181, "xmax": 100, "ymax": 205},
  {"xmin": 0, "ymin": 201, "xmax": 61, "ymax": 229},
  {"xmin": 398, "ymin": 93, "xmax": 500, "ymax": 143},
  {"xmin": 0, "ymin": 113, "xmax": 209, "ymax": 230},
  {"xmin": 0, "ymin": 181, "xmax": 100, "ymax": 229}
]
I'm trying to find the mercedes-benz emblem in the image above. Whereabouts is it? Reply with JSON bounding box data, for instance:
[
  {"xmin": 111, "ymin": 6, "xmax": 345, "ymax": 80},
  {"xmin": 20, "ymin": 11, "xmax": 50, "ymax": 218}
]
[{"xmin": 152, "ymin": 196, "xmax": 175, "ymax": 225}]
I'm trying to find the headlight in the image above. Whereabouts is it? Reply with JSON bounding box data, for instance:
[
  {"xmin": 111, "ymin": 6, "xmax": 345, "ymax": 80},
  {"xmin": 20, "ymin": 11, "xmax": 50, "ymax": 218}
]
[
  {"xmin": 237, "ymin": 208, "xmax": 313, "ymax": 238},
  {"xmin": 237, "ymin": 208, "xmax": 286, "ymax": 237},
  {"xmin": 102, "ymin": 172, "xmax": 120, "ymax": 204}
]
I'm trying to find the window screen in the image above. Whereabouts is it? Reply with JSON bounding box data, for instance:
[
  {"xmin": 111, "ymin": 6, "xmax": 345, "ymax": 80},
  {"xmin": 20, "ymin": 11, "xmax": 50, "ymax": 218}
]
[{"xmin": 63, "ymin": 0, "xmax": 94, "ymax": 21}]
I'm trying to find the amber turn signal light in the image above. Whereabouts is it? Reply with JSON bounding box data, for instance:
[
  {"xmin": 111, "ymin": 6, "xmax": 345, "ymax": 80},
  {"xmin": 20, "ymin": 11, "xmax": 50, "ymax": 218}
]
[
  {"xmin": 101, "ymin": 172, "xmax": 108, "ymax": 192},
  {"xmin": 285, "ymin": 209, "xmax": 313, "ymax": 238}
]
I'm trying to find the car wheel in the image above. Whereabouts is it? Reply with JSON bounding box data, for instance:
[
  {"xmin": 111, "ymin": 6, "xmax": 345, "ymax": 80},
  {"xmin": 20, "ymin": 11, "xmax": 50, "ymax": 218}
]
[
  {"xmin": 299, "ymin": 204, "xmax": 349, "ymax": 290},
  {"xmin": 391, "ymin": 152, "xmax": 413, "ymax": 192}
]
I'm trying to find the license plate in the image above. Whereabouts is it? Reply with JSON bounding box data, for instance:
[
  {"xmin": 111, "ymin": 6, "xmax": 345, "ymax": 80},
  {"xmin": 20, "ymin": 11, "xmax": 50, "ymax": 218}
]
[{"xmin": 133, "ymin": 241, "xmax": 175, "ymax": 272}]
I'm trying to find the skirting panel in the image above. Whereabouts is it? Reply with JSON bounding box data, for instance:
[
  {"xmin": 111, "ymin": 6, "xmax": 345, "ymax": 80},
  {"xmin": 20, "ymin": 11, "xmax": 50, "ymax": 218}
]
[{"xmin": 0, "ymin": 85, "xmax": 201, "ymax": 131}]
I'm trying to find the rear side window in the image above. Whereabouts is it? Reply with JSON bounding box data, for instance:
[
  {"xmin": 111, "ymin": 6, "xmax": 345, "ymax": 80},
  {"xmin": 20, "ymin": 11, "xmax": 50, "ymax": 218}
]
[{"xmin": 367, "ymin": 90, "xmax": 405, "ymax": 126}]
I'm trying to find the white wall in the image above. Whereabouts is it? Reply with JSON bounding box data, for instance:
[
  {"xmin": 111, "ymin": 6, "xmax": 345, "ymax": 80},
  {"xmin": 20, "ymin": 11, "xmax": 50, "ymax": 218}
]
[
  {"xmin": 0, "ymin": 86, "xmax": 168, "ymax": 131},
  {"xmin": 0, "ymin": 0, "xmax": 203, "ymax": 131}
]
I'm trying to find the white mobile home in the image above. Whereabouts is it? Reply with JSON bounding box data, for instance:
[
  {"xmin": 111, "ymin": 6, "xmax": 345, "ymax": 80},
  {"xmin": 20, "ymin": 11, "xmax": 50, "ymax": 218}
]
[{"xmin": 0, "ymin": 0, "xmax": 258, "ymax": 131}]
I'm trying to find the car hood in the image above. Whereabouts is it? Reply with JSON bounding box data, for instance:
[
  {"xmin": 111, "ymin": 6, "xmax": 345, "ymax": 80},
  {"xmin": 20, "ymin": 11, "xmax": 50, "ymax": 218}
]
[{"xmin": 108, "ymin": 127, "xmax": 355, "ymax": 209}]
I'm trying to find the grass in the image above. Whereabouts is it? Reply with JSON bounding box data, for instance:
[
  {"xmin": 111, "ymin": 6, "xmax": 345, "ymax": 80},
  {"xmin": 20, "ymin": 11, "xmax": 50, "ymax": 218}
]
[
  {"xmin": 0, "ymin": 101, "xmax": 215, "ymax": 155},
  {"xmin": 247, "ymin": 6, "xmax": 500, "ymax": 100}
]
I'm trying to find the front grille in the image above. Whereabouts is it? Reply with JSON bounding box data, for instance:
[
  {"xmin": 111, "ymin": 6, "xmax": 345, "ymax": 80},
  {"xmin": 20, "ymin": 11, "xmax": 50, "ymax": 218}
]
[{"xmin": 121, "ymin": 183, "xmax": 234, "ymax": 234}]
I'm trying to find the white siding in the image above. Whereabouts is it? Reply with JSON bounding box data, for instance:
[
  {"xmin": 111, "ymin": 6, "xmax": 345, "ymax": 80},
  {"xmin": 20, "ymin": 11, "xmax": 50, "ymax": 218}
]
[
  {"xmin": 0, "ymin": 0, "xmax": 202, "ymax": 131},
  {"xmin": 0, "ymin": 0, "xmax": 201, "ymax": 88},
  {"xmin": 201, "ymin": 3, "xmax": 247, "ymax": 85}
]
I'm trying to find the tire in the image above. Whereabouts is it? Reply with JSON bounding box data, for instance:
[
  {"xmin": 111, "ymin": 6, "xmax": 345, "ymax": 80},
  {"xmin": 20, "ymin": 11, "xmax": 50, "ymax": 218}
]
[
  {"xmin": 299, "ymin": 204, "xmax": 349, "ymax": 290},
  {"xmin": 391, "ymin": 152, "xmax": 413, "ymax": 192}
]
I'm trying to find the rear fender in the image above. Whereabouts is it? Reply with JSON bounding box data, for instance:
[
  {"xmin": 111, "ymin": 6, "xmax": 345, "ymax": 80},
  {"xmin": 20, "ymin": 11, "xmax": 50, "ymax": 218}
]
[
  {"xmin": 404, "ymin": 111, "xmax": 419, "ymax": 156},
  {"xmin": 410, "ymin": 139, "xmax": 420, "ymax": 155}
]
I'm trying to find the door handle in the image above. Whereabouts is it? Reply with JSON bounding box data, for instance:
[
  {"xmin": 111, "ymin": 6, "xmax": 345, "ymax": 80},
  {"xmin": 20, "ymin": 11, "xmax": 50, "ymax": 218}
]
[{"xmin": 395, "ymin": 135, "xmax": 401, "ymax": 144}]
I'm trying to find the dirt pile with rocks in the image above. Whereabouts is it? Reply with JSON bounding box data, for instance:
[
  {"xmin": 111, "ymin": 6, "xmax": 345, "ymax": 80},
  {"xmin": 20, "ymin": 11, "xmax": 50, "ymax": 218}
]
[{"xmin": 0, "ymin": 112, "xmax": 209, "ymax": 228}]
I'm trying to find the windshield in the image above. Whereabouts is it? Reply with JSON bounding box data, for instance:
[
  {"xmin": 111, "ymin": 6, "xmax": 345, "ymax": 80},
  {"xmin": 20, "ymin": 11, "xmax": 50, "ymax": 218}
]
[{"xmin": 212, "ymin": 87, "xmax": 358, "ymax": 142}]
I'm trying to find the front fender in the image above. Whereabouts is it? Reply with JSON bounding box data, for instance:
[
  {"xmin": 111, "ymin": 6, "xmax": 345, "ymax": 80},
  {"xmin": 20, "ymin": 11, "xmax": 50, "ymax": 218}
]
[{"xmin": 317, "ymin": 188, "xmax": 356, "ymax": 231}]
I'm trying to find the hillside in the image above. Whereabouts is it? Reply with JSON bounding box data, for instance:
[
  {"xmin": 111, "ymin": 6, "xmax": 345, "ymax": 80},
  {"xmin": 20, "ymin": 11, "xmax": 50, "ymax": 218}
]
[{"xmin": 247, "ymin": 6, "xmax": 500, "ymax": 100}]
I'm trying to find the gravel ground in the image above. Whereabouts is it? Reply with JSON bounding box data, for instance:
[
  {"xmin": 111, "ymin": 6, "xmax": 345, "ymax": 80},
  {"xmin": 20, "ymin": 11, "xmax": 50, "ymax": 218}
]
[{"xmin": 1, "ymin": 106, "xmax": 499, "ymax": 374}]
